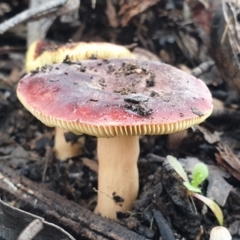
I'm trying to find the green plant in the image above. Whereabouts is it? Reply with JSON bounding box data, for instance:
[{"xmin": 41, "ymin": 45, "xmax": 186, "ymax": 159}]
[{"xmin": 167, "ymin": 155, "xmax": 223, "ymax": 225}]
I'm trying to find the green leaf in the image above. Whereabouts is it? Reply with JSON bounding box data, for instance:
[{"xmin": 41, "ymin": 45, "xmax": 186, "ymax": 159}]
[
  {"xmin": 192, "ymin": 193, "xmax": 224, "ymax": 225},
  {"xmin": 166, "ymin": 155, "xmax": 189, "ymax": 183},
  {"xmin": 191, "ymin": 163, "xmax": 209, "ymax": 188},
  {"xmin": 183, "ymin": 182, "xmax": 201, "ymax": 193}
]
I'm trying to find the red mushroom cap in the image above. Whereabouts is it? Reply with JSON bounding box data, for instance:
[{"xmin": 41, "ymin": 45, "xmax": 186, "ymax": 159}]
[{"xmin": 17, "ymin": 59, "xmax": 213, "ymax": 137}]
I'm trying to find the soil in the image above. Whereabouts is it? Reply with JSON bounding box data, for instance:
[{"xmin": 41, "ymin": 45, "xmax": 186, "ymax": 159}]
[{"xmin": 1, "ymin": 0, "xmax": 240, "ymax": 240}]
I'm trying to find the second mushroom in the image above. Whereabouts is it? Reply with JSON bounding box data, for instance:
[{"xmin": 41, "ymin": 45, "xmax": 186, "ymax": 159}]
[{"xmin": 17, "ymin": 59, "xmax": 213, "ymax": 219}]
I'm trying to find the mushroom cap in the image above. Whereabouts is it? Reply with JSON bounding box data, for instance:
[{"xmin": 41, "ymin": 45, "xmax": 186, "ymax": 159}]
[
  {"xmin": 26, "ymin": 40, "xmax": 135, "ymax": 72},
  {"xmin": 17, "ymin": 59, "xmax": 213, "ymax": 137},
  {"xmin": 210, "ymin": 226, "xmax": 232, "ymax": 240}
]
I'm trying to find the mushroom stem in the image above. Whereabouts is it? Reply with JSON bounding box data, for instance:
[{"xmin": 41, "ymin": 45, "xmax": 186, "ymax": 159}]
[
  {"xmin": 54, "ymin": 127, "xmax": 84, "ymax": 161},
  {"xmin": 95, "ymin": 136, "xmax": 139, "ymax": 219}
]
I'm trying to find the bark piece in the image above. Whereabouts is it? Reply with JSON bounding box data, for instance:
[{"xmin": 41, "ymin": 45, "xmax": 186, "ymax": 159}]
[
  {"xmin": 0, "ymin": 165, "xmax": 146, "ymax": 240},
  {"xmin": 0, "ymin": 200, "xmax": 75, "ymax": 240}
]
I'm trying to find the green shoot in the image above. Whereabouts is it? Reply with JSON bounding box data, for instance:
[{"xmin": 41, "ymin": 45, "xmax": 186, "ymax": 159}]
[
  {"xmin": 182, "ymin": 162, "xmax": 209, "ymax": 193},
  {"xmin": 191, "ymin": 163, "xmax": 209, "ymax": 188},
  {"xmin": 183, "ymin": 182, "xmax": 201, "ymax": 193},
  {"xmin": 166, "ymin": 155, "xmax": 224, "ymax": 225}
]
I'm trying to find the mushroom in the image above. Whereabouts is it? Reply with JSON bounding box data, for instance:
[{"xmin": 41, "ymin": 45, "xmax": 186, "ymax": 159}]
[
  {"xmin": 26, "ymin": 40, "xmax": 135, "ymax": 160},
  {"xmin": 17, "ymin": 59, "xmax": 213, "ymax": 219},
  {"xmin": 26, "ymin": 40, "xmax": 135, "ymax": 72},
  {"xmin": 209, "ymin": 226, "xmax": 232, "ymax": 240}
]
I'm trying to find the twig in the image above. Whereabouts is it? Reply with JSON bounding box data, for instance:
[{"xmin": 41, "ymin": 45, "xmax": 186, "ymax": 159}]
[
  {"xmin": 42, "ymin": 146, "xmax": 52, "ymax": 182},
  {"xmin": 152, "ymin": 208, "xmax": 175, "ymax": 240},
  {"xmin": 191, "ymin": 60, "xmax": 215, "ymax": 77},
  {"xmin": 17, "ymin": 219, "xmax": 44, "ymax": 240},
  {"xmin": 0, "ymin": 155, "xmax": 41, "ymax": 161},
  {"xmin": 0, "ymin": 0, "xmax": 67, "ymax": 34},
  {"xmin": 0, "ymin": 46, "xmax": 26, "ymax": 55}
]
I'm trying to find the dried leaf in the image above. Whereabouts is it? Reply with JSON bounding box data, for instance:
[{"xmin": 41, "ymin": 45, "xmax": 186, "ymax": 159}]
[
  {"xmin": 82, "ymin": 157, "xmax": 98, "ymax": 173},
  {"xmin": 105, "ymin": 0, "xmax": 119, "ymax": 28},
  {"xmin": 195, "ymin": 125, "xmax": 221, "ymax": 144},
  {"xmin": 9, "ymin": 67, "xmax": 22, "ymax": 84},
  {"xmin": 119, "ymin": 0, "xmax": 159, "ymax": 27},
  {"xmin": 216, "ymin": 143, "xmax": 240, "ymax": 181}
]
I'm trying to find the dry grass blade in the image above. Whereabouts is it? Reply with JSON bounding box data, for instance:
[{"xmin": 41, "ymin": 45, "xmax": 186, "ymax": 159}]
[{"xmin": 216, "ymin": 143, "xmax": 240, "ymax": 181}]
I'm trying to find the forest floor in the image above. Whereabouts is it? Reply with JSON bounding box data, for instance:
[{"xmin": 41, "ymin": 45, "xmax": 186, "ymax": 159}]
[{"xmin": 1, "ymin": 0, "xmax": 240, "ymax": 239}]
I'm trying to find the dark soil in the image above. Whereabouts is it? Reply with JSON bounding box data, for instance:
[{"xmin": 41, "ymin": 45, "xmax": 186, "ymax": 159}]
[{"xmin": 1, "ymin": 0, "xmax": 240, "ymax": 239}]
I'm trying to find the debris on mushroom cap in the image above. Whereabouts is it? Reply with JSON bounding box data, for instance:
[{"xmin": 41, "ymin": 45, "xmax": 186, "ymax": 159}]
[
  {"xmin": 17, "ymin": 59, "xmax": 213, "ymax": 137},
  {"xmin": 209, "ymin": 226, "xmax": 232, "ymax": 240},
  {"xmin": 26, "ymin": 40, "xmax": 135, "ymax": 72}
]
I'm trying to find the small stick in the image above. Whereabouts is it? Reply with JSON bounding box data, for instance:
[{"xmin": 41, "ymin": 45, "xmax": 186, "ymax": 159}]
[
  {"xmin": 0, "ymin": 46, "xmax": 26, "ymax": 55},
  {"xmin": 152, "ymin": 208, "xmax": 175, "ymax": 240},
  {"xmin": 41, "ymin": 146, "xmax": 52, "ymax": 182},
  {"xmin": 191, "ymin": 60, "xmax": 215, "ymax": 77},
  {"xmin": 0, "ymin": 0, "xmax": 66, "ymax": 34},
  {"xmin": 17, "ymin": 219, "xmax": 44, "ymax": 240}
]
